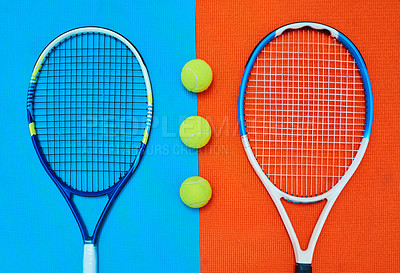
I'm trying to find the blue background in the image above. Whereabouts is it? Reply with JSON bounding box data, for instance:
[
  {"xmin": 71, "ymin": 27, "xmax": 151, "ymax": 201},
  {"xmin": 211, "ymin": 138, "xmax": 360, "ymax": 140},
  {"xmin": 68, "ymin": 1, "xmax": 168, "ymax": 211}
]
[{"xmin": 0, "ymin": 0, "xmax": 200, "ymax": 272}]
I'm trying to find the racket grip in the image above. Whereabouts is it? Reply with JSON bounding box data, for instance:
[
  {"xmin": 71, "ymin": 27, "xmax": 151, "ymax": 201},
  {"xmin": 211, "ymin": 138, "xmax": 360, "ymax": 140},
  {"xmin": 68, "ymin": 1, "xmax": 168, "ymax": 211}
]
[
  {"xmin": 83, "ymin": 243, "xmax": 97, "ymax": 273},
  {"xmin": 295, "ymin": 263, "xmax": 312, "ymax": 273}
]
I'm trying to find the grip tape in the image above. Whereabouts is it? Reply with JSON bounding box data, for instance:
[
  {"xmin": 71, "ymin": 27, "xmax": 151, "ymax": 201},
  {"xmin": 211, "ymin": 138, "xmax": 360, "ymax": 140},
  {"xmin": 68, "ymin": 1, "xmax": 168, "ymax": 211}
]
[{"xmin": 295, "ymin": 263, "xmax": 312, "ymax": 273}]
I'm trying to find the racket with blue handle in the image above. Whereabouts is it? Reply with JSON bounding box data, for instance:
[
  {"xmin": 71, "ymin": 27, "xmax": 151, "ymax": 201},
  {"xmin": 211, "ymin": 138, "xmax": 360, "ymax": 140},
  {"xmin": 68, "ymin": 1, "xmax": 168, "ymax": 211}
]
[
  {"xmin": 238, "ymin": 22, "xmax": 373, "ymax": 272},
  {"xmin": 27, "ymin": 27, "xmax": 153, "ymax": 273}
]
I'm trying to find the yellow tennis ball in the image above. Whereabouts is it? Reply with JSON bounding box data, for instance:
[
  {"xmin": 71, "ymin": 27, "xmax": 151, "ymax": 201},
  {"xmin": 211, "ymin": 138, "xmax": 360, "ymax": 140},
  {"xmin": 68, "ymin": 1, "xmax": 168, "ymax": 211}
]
[
  {"xmin": 181, "ymin": 59, "xmax": 213, "ymax": 93},
  {"xmin": 179, "ymin": 116, "xmax": 211, "ymax": 149},
  {"xmin": 179, "ymin": 176, "xmax": 212, "ymax": 208}
]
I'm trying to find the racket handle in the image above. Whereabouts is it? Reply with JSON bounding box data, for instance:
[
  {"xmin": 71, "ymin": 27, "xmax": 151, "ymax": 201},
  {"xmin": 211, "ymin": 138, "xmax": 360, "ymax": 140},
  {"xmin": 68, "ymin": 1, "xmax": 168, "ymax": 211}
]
[
  {"xmin": 295, "ymin": 263, "xmax": 312, "ymax": 273},
  {"xmin": 83, "ymin": 243, "xmax": 97, "ymax": 273}
]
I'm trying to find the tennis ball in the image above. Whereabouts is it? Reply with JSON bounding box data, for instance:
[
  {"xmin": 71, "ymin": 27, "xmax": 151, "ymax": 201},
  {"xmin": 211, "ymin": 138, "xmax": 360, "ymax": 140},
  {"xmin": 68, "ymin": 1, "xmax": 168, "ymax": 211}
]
[
  {"xmin": 181, "ymin": 59, "xmax": 213, "ymax": 93},
  {"xmin": 179, "ymin": 116, "xmax": 211, "ymax": 149},
  {"xmin": 179, "ymin": 176, "xmax": 212, "ymax": 208}
]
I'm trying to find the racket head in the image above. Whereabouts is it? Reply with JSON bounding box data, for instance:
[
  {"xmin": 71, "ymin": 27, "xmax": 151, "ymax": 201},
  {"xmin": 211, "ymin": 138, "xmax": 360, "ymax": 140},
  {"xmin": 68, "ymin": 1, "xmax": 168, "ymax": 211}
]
[
  {"xmin": 238, "ymin": 22, "xmax": 373, "ymax": 203},
  {"xmin": 27, "ymin": 27, "xmax": 153, "ymax": 197}
]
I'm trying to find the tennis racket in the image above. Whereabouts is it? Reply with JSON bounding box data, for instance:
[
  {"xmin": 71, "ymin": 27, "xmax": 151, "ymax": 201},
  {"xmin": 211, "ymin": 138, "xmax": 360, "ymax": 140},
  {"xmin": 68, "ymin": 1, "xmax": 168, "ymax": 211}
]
[
  {"xmin": 238, "ymin": 22, "xmax": 373, "ymax": 272},
  {"xmin": 27, "ymin": 27, "xmax": 153, "ymax": 273}
]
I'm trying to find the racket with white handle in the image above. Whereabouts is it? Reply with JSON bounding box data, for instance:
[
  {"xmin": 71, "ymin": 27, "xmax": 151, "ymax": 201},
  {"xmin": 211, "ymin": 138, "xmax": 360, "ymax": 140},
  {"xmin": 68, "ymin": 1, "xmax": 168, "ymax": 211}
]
[
  {"xmin": 27, "ymin": 27, "xmax": 153, "ymax": 273},
  {"xmin": 238, "ymin": 22, "xmax": 373, "ymax": 272}
]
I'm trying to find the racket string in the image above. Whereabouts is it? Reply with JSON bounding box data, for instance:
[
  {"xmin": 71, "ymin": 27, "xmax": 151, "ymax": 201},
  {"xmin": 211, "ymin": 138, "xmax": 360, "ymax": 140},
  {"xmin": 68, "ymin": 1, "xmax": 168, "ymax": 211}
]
[
  {"xmin": 33, "ymin": 32, "xmax": 148, "ymax": 193},
  {"xmin": 244, "ymin": 28, "xmax": 366, "ymax": 197}
]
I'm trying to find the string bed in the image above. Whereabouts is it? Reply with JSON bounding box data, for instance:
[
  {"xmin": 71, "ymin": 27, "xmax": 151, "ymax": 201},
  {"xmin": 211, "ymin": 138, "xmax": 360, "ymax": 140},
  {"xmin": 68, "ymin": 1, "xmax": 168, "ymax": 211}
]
[
  {"xmin": 244, "ymin": 28, "xmax": 366, "ymax": 198},
  {"xmin": 33, "ymin": 32, "xmax": 148, "ymax": 193}
]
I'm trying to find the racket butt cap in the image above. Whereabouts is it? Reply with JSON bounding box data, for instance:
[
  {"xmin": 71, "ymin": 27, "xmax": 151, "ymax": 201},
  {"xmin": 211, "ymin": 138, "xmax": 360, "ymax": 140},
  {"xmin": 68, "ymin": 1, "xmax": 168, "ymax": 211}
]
[{"xmin": 295, "ymin": 263, "xmax": 312, "ymax": 273}]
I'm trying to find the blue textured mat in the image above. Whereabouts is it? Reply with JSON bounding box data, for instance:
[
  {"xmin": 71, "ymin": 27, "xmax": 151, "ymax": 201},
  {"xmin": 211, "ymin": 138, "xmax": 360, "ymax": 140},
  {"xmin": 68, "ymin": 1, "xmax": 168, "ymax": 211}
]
[{"xmin": 0, "ymin": 1, "xmax": 199, "ymax": 272}]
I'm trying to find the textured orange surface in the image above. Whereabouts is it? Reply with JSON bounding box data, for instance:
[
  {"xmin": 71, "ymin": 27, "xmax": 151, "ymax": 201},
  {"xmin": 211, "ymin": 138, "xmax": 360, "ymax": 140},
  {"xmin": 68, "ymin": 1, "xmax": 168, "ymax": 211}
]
[{"xmin": 196, "ymin": 1, "xmax": 400, "ymax": 272}]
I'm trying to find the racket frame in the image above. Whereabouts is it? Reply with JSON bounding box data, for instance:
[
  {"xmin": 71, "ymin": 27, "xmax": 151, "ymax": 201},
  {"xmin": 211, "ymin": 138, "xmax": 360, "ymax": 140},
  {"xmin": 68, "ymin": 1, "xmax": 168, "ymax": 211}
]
[
  {"xmin": 238, "ymin": 22, "xmax": 373, "ymax": 265},
  {"xmin": 27, "ymin": 27, "xmax": 153, "ymax": 245}
]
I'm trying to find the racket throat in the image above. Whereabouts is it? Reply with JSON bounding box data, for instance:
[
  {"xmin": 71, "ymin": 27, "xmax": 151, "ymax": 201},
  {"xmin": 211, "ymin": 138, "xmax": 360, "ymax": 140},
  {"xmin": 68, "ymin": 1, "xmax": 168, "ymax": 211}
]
[
  {"xmin": 69, "ymin": 193, "xmax": 111, "ymax": 243},
  {"xmin": 281, "ymin": 197, "xmax": 338, "ymax": 265},
  {"xmin": 293, "ymin": 248, "xmax": 315, "ymax": 265}
]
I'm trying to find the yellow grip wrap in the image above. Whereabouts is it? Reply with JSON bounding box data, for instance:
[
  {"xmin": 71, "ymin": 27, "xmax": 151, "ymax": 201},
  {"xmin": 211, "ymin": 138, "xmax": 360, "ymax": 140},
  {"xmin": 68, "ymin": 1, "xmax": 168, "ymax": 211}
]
[
  {"xmin": 142, "ymin": 129, "xmax": 149, "ymax": 145},
  {"xmin": 29, "ymin": 122, "xmax": 36, "ymax": 136}
]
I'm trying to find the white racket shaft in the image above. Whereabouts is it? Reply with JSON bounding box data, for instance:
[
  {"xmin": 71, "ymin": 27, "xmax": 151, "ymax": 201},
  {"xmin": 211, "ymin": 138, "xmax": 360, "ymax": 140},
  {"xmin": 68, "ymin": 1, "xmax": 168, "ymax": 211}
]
[{"xmin": 83, "ymin": 243, "xmax": 97, "ymax": 273}]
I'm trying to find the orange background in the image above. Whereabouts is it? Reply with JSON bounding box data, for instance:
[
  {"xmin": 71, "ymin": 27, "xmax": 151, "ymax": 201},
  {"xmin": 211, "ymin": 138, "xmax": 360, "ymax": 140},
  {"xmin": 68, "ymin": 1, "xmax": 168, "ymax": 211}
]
[{"xmin": 197, "ymin": 1, "xmax": 400, "ymax": 272}]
